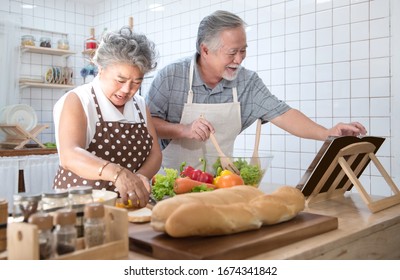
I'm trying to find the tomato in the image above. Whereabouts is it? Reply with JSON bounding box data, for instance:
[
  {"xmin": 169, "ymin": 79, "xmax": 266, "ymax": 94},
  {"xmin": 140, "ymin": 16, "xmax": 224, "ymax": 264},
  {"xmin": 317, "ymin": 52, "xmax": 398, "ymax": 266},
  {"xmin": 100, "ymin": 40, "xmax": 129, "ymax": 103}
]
[{"xmin": 215, "ymin": 174, "xmax": 244, "ymax": 189}]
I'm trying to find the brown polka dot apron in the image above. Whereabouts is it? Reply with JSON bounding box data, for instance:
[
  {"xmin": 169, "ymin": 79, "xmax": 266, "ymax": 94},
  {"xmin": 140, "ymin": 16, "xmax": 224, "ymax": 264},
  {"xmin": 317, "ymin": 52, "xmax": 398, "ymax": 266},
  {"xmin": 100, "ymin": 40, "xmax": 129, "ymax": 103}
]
[{"xmin": 53, "ymin": 88, "xmax": 153, "ymax": 191}]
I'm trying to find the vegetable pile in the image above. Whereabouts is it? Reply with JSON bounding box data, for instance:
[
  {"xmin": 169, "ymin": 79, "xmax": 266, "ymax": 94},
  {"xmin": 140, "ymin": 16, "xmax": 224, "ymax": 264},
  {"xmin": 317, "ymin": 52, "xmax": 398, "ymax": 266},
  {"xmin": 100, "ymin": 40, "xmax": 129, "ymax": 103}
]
[
  {"xmin": 151, "ymin": 157, "xmax": 265, "ymax": 201},
  {"xmin": 212, "ymin": 158, "xmax": 264, "ymax": 186}
]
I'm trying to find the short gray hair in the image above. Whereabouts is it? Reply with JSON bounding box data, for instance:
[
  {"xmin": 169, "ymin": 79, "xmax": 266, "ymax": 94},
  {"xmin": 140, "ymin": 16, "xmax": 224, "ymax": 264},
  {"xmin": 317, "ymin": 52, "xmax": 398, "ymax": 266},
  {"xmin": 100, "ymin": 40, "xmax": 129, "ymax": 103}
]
[
  {"xmin": 196, "ymin": 10, "xmax": 246, "ymax": 54},
  {"xmin": 93, "ymin": 26, "xmax": 157, "ymax": 74}
]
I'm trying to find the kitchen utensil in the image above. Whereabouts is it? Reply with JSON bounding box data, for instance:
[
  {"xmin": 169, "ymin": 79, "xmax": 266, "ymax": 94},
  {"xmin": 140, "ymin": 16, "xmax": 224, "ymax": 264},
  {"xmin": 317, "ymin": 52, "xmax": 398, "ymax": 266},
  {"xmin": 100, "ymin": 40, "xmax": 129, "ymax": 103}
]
[
  {"xmin": 250, "ymin": 119, "xmax": 262, "ymax": 167},
  {"xmin": 209, "ymin": 133, "xmax": 240, "ymax": 175}
]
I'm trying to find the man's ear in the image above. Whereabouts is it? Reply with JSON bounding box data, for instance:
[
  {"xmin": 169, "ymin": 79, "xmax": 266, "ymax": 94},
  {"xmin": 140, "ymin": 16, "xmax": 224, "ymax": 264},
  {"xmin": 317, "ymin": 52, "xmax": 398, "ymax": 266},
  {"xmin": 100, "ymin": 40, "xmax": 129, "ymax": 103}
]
[{"xmin": 200, "ymin": 43, "xmax": 209, "ymax": 56}]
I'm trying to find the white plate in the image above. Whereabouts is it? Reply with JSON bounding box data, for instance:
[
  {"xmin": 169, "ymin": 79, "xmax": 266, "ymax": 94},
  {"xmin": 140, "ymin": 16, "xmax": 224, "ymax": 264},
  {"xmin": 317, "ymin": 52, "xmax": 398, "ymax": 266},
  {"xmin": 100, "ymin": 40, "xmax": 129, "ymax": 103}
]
[{"xmin": 0, "ymin": 104, "xmax": 38, "ymax": 131}]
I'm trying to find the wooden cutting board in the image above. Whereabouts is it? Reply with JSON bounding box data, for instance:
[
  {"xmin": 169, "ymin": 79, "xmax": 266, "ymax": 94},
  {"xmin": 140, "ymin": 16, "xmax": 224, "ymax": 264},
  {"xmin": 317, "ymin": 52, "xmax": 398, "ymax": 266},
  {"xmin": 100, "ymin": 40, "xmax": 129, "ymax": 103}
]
[{"xmin": 128, "ymin": 212, "xmax": 338, "ymax": 260}]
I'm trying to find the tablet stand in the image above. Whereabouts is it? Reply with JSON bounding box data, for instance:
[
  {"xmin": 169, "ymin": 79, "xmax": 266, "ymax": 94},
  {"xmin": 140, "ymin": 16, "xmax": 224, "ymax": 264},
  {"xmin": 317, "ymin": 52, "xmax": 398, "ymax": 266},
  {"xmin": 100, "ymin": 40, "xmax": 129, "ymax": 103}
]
[{"xmin": 297, "ymin": 136, "xmax": 400, "ymax": 213}]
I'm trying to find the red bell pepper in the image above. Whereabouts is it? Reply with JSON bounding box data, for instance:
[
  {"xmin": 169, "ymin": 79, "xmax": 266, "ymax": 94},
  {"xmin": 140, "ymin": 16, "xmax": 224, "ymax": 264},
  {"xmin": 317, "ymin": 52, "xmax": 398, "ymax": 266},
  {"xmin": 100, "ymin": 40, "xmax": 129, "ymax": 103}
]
[{"xmin": 180, "ymin": 158, "xmax": 214, "ymax": 184}]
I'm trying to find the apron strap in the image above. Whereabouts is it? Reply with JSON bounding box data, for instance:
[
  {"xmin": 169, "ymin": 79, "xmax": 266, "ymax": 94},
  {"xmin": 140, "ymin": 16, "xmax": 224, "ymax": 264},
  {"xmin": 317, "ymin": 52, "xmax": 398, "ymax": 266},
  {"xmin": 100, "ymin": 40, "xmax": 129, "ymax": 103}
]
[
  {"xmin": 232, "ymin": 87, "xmax": 238, "ymax": 102},
  {"xmin": 187, "ymin": 58, "xmax": 195, "ymax": 104}
]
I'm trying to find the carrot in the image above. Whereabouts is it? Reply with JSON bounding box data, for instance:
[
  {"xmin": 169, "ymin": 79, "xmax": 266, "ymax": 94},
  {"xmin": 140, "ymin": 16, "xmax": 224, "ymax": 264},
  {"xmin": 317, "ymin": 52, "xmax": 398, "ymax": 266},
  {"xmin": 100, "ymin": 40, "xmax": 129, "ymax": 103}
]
[{"xmin": 174, "ymin": 177, "xmax": 216, "ymax": 194}]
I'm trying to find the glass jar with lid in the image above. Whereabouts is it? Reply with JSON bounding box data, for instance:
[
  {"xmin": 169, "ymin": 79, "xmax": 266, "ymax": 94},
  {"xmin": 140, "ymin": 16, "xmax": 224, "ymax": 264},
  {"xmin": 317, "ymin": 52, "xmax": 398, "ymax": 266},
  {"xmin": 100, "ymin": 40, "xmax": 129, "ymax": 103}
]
[
  {"xmin": 39, "ymin": 37, "xmax": 52, "ymax": 48},
  {"xmin": 41, "ymin": 190, "xmax": 70, "ymax": 214},
  {"xmin": 57, "ymin": 38, "xmax": 69, "ymax": 50},
  {"xmin": 53, "ymin": 209, "xmax": 77, "ymax": 256},
  {"xmin": 13, "ymin": 193, "xmax": 42, "ymax": 223},
  {"xmin": 21, "ymin": 35, "xmax": 35, "ymax": 47},
  {"xmin": 84, "ymin": 202, "xmax": 105, "ymax": 248},
  {"xmin": 68, "ymin": 186, "xmax": 93, "ymax": 238},
  {"xmin": 28, "ymin": 212, "xmax": 54, "ymax": 260}
]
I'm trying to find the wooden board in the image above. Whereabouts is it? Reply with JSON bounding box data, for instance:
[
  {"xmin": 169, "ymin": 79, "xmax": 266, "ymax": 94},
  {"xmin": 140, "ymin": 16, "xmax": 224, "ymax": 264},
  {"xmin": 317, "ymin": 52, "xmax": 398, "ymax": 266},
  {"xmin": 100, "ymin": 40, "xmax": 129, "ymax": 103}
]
[{"xmin": 128, "ymin": 212, "xmax": 338, "ymax": 260}]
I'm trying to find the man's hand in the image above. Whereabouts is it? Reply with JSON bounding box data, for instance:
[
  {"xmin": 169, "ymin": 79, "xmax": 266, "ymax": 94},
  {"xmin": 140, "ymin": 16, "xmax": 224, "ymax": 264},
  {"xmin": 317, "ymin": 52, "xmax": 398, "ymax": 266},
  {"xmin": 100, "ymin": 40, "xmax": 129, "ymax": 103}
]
[
  {"xmin": 327, "ymin": 122, "xmax": 367, "ymax": 137},
  {"xmin": 184, "ymin": 116, "xmax": 215, "ymax": 141}
]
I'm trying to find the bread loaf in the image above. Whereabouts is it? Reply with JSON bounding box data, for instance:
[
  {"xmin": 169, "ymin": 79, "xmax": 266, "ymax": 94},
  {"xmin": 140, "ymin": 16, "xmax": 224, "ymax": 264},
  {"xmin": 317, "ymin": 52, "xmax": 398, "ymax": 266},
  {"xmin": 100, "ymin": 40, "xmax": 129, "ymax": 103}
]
[
  {"xmin": 151, "ymin": 185, "xmax": 263, "ymax": 232},
  {"xmin": 151, "ymin": 185, "xmax": 305, "ymax": 237}
]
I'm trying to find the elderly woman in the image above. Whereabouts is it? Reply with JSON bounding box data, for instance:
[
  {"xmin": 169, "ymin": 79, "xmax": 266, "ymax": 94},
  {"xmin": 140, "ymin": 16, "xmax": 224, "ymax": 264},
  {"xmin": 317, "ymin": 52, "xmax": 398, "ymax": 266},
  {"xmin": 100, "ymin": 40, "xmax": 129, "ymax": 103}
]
[{"xmin": 53, "ymin": 27, "xmax": 161, "ymax": 208}]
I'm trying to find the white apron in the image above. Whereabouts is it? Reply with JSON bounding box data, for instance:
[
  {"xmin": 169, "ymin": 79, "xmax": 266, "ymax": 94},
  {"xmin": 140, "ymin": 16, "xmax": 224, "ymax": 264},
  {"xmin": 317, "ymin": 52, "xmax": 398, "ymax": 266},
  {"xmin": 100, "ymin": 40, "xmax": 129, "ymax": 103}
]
[{"xmin": 161, "ymin": 58, "xmax": 242, "ymax": 172}]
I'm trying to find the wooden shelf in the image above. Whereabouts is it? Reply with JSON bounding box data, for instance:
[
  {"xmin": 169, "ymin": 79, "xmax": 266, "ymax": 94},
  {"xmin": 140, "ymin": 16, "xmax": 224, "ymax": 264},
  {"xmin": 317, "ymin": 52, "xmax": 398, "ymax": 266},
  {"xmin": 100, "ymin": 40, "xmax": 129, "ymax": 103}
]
[
  {"xmin": 21, "ymin": 45, "xmax": 76, "ymax": 57},
  {"xmin": 19, "ymin": 82, "xmax": 75, "ymax": 89}
]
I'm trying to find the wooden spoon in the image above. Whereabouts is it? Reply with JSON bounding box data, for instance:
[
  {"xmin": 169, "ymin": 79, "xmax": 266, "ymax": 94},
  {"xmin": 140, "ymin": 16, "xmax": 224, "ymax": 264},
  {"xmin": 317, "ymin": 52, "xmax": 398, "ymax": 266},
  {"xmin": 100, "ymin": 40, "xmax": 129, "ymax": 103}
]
[
  {"xmin": 209, "ymin": 133, "xmax": 240, "ymax": 175},
  {"xmin": 250, "ymin": 119, "xmax": 262, "ymax": 167}
]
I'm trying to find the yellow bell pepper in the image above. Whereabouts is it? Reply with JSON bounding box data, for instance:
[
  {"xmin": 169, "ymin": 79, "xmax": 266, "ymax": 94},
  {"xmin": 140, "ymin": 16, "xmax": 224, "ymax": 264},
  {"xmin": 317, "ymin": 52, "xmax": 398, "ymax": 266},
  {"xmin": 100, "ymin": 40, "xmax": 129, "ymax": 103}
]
[
  {"xmin": 213, "ymin": 170, "xmax": 233, "ymax": 185},
  {"xmin": 220, "ymin": 170, "xmax": 233, "ymax": 177}
]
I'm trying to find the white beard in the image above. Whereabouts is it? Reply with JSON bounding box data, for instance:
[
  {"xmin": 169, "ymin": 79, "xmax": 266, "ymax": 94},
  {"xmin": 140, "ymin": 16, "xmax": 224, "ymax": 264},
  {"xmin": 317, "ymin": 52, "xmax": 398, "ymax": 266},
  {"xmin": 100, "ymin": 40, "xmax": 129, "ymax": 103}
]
[{"xmin": 223, "ymin": 65, "xmax": 241, "ymax": 81}]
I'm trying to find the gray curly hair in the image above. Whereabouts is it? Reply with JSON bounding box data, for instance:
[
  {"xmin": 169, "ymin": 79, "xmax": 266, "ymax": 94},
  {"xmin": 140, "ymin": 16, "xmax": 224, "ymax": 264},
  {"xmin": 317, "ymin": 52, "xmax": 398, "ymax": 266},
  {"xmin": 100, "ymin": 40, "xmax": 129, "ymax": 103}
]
[
  {"xmin": 196, "ymin": 10, "xmax": 246, "ymax": 54},
  {"xmin": 93, "ymin": 26, "xmax": 158, "ymax": 74}
]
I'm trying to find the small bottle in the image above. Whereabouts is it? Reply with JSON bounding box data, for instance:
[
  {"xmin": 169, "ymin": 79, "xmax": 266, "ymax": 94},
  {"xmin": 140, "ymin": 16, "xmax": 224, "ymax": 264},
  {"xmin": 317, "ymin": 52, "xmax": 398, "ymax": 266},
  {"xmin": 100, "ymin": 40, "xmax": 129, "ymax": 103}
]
[
  {"xmin": 28, "ymin": 212, "xmax": 54, "ymax": 260},
  {"xmin": 53, "ymin": 209, "xmax": 77, "ymax": 256},
  {"xmin": 13, "ymin": 193, "xmax": 41, "ymax": 223},
  {"xmin": 85, "ymin": 27, "xmax": 97, "ymax": 50},
  {"xmin": 68, "ymin": 186, "xmax": 93, "ymax": 238},
  {"xmin": 84, "ymin": 202, "xmax": 105, "ymax": 248},
  {"xmin": 41, "ymin": 189, "xmax": 70, "ymax": 215}
]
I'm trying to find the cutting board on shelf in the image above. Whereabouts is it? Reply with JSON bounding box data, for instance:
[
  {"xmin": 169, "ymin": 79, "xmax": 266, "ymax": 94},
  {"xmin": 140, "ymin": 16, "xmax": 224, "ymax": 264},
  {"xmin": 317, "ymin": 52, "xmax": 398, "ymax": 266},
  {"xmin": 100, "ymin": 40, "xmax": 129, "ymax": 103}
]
[{"xmin": 128, "ymin": 212, "xmax": 338, "ymax": 260}]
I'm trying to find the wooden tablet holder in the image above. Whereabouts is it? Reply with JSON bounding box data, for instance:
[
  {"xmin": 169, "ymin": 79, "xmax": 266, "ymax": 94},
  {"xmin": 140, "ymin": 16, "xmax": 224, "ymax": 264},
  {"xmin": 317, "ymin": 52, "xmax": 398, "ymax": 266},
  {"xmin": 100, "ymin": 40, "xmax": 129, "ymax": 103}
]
[
  {"xmin": 0, "ymin": 124, "xmax": 48, "ymax": 149},
  {"xmin": 297, "ymin": 136, "xmax": 400, "ymax": 213}
]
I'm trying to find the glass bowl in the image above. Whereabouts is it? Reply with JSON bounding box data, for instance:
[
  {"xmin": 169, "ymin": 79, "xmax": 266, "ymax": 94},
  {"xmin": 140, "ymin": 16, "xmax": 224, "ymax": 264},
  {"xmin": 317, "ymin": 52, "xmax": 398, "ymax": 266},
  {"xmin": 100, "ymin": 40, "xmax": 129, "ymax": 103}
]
[{"xmin": 205, "ymin": 150, "xmax": 273, "ymax": 187}]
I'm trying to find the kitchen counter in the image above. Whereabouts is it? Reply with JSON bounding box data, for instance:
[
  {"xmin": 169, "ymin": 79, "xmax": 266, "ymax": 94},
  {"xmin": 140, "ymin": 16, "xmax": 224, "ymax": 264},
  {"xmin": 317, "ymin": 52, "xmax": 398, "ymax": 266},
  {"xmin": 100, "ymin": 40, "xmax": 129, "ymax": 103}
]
[
  {"xmin": 0, "ymin": 147, "xmax": 57, "ymax": 157},
  {"xmin": 127, "ymin": 191, "xmax": 400, "ymax": 260}
]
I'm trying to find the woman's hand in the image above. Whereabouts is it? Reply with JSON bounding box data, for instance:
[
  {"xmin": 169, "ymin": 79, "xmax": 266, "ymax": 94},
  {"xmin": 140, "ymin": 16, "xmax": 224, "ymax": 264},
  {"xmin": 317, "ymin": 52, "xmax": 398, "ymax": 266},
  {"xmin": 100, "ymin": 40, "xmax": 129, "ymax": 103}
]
[{"xmin": 114, "ymin": 168, "xmax": 150, "ymax": 208}]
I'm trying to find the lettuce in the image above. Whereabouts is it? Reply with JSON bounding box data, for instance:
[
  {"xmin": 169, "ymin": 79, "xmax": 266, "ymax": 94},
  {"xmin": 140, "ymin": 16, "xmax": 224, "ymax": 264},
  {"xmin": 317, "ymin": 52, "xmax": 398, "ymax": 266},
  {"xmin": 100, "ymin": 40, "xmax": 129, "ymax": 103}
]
[
  {"xmin": 234, "ymin": 159, "xmax": 263, "ymax": 186},
  {"xmin": 151, "ymin": 168, "xmax": 178, "ymax": 201}
]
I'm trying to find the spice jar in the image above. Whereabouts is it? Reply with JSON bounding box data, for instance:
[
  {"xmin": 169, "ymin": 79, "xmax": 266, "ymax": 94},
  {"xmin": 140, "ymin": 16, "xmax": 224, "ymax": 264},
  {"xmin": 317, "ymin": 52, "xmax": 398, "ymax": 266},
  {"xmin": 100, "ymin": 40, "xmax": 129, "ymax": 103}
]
[
  {"xmin": 53, "ymin": 209, "xmax": 77, "ymax": 256},
  {"xmin": 57, "ymin": 38, "xmax": 69, "ymax": 50},
  {"xmin": 21, "ymin": 35, "xmax": 35, "ymax": 47},
  {"xmin": 28, "ymin": 212, "xmax": 54, "ymax": 260},
  {"xmin": 13, "ymin": 193, "xmax": 41, "ymax": 223},
  {"xmin": 84, "ymin": 202, "xmax": 105, "ymax": 248},
  {"xmin": 68, "ymin": 186, "xmax": 93, "ymax": 238},
  {"xmin": 41, "ymin": 190, "xmax": 70, "ymax": 214},
  {"xmin": 39, "ymin": 37, "xmax": 51, "ymax": 48}
]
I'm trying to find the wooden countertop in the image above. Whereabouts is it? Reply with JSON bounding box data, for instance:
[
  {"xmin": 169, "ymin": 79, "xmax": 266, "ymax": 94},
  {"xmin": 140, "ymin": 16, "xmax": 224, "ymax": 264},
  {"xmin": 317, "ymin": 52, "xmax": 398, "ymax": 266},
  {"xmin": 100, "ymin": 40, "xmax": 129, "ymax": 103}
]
[
  {"xmin": 128, "ymin": 192, "xmax": 400, "ymax": 260},
  {"xmin": 0, "ymin": 147, "xmax": 57, "ymax": 157}
]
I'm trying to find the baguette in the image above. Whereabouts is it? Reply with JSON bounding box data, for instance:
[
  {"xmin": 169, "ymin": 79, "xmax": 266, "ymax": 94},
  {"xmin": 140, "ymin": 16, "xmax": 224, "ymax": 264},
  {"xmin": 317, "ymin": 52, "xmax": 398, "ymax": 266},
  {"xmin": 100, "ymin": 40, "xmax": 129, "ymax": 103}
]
[
  {"xmin": 151, "ymin": 185, "xmax": 263, "ymax": 232},
  {"xmin": 151, "ymin": 185, "xmax": 305, "ymax": 237}
]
